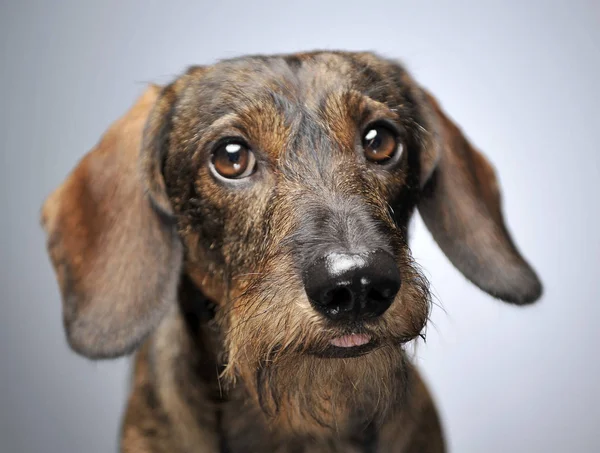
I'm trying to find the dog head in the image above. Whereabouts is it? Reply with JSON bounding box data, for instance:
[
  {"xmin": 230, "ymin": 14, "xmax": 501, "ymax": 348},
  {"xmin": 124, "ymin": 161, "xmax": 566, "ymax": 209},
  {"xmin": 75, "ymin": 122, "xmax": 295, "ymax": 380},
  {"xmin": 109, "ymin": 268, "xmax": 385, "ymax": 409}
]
[{"xmin": 41, "ymin": 51, "xmax": 542, "ymax": 432}]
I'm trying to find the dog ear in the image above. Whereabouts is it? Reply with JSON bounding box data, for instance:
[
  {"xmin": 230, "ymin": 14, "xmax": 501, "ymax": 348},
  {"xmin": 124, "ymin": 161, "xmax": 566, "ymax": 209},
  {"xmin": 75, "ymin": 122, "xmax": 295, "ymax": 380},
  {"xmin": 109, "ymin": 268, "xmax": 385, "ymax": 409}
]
[
  {"xmin": 417, "ymin": 91, "xmax": 542, "ymax": 304},
  {"xmin": 41, "ymin": 85, "xmax": 183, "ymax": 359}
]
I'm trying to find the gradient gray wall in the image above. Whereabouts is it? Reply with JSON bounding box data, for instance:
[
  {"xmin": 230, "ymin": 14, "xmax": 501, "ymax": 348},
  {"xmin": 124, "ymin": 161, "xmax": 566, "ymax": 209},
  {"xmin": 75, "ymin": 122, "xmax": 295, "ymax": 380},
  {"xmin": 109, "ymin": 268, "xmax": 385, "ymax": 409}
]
[{"xmin": 1, "ymin": 1, "xmax": 598, "ymax": 452}]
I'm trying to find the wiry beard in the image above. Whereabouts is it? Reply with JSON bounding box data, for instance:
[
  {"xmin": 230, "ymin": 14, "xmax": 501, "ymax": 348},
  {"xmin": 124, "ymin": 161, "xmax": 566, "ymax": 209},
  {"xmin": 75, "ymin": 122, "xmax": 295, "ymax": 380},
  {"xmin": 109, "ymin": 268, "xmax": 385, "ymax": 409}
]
[
  {"xmin": 220, "ymin": 252, "xmax": 430, "ymax": 437},
  {"xmin": 253, "ymin": 345, "xmax": 410, "ymax": 435}
]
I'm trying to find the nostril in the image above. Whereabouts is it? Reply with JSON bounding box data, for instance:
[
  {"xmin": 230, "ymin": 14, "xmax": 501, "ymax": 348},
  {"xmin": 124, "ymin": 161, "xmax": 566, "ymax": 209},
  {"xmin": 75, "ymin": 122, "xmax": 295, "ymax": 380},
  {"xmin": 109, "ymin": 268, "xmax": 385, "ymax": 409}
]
[
  {"xmin": 367, "ymin": 287, "xmax": 389, "ymax": 303},
  {"xmin": 327, "ymin": 287, "xmax": 354, "ymax": 311}
]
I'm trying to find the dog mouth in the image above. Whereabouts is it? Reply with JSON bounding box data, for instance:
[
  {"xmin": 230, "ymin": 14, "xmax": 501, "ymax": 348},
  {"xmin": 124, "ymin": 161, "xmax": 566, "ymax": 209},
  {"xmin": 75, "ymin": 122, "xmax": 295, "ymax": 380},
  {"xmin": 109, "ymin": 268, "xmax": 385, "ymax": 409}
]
[
  {"xmin": 330, "ymin": 333, "xmax": 371, "ymax": 348},
  {"xmin": 313, "ymin": 333, "xmax": 378, "ymax": 358}
]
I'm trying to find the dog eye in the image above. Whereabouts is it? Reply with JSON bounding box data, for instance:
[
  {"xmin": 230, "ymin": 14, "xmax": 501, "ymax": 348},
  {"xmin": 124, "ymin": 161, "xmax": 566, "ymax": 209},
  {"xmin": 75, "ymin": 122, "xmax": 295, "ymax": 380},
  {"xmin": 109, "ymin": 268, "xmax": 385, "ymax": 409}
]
[
  {"xmin": 362, "ymin": 125, "xmax": 401, "ymax": 163},
  {"xmin": 210, "ymin": 142, "xmax": 257, "ymax": 179}
]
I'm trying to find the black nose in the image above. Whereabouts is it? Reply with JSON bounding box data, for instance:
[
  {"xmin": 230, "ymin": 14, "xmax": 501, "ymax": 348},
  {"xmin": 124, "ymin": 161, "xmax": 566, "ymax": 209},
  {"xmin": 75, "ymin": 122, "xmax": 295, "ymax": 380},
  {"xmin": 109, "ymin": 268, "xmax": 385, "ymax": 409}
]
[{"xmin": 303, "ymin": 250, "xmax": 401, "ymax": 321}]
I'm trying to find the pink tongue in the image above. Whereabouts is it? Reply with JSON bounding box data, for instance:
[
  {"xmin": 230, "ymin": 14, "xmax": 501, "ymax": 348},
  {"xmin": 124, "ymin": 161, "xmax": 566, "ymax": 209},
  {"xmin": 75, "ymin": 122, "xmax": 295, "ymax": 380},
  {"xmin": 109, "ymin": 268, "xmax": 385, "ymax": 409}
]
[{"xmin": 330, "ymin": 334, "xmax": 371, "ymax": 348}]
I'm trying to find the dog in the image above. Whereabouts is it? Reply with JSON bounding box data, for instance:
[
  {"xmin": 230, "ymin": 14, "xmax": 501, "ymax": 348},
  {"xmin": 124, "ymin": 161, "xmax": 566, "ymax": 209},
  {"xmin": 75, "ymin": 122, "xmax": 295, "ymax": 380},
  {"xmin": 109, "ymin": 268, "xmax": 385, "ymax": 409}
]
[{"xmin": 41, "ymin": 51, "xmax": 542, "ymax": 452}]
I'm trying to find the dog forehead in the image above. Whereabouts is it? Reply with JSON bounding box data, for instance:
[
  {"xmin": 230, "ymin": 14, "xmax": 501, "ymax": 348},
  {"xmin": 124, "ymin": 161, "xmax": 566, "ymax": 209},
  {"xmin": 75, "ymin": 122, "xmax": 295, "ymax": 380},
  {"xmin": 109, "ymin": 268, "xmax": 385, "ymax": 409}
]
[
  {"xmin": 176, "ymin": 53, "xmax": 403, "ymax": 152},
  {"xmin": 206, "ymin": 52, "xmax": 372, "ymax": 96},
  {"xmin": 182, "ymin": 51, "xmax": 397, "ymax": 118},
  {"xmin": 165, "ymin": 51, "xmax": 425, "ymax": 178}
]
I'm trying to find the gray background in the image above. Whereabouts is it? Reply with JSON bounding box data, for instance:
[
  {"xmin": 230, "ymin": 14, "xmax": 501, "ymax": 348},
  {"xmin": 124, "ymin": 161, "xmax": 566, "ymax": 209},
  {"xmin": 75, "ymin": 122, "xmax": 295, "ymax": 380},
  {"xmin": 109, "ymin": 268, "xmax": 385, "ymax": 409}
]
[{"xmin": 1, "ymin": 1, "xmax": 598, "ymax": 452}]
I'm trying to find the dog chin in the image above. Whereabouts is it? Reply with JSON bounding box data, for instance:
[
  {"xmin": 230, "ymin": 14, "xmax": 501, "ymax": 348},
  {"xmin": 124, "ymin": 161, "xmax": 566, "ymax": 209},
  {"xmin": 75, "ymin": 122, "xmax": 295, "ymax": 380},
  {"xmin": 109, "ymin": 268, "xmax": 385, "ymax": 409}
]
[{"xmin": 250, "ymin": 343, "xmax": 408, "ymax": 435}]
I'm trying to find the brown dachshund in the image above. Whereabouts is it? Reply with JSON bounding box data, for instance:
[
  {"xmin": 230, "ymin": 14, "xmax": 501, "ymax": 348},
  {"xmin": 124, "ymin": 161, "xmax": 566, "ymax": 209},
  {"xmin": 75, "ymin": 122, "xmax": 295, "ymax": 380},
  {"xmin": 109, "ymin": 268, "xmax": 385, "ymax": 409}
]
[{"xmin": 41, "ymin": 51, "xmax": 542, "ymax": 452}]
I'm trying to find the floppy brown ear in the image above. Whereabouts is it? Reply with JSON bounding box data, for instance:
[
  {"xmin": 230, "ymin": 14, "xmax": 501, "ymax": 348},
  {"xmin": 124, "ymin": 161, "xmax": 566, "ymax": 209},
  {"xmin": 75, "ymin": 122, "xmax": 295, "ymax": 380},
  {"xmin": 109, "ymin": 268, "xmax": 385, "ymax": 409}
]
[
  {"xmin": 41, "ymin": 85, "xmax": 183, "ymax": 359},
  {"xmin": 417, "ymin": 91, "xmax": 542, "ymax": 304}
]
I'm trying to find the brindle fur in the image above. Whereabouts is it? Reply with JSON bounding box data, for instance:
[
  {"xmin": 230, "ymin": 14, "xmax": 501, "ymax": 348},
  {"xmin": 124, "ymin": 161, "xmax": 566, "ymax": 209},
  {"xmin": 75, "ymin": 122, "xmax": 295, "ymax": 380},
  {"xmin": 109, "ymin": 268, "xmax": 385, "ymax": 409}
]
[{"xmin": 41, "ymin": 51, "xmax": 542, "ymax": 453}]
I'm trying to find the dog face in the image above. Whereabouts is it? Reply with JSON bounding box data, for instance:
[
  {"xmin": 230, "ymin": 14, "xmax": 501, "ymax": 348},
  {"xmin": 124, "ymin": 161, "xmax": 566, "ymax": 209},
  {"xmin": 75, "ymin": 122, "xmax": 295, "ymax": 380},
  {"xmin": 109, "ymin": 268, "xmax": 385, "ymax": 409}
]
[{"xmin": 41, "ymin": 51, "xmax": 542, "ymax": 433}]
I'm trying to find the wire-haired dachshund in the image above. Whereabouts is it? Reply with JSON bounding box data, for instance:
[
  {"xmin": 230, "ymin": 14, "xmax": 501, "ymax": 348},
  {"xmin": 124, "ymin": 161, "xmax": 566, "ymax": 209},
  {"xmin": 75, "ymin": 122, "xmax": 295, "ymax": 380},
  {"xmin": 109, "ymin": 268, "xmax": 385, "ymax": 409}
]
[{"xmin": 41, "ymin": 51, "xmax": 542, "ymax": 453}]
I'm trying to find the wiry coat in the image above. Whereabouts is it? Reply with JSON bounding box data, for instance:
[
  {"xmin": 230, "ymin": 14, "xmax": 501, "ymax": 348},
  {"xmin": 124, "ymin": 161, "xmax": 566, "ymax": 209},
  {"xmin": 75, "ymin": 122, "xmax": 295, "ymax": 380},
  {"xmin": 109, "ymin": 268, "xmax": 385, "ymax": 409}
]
[{"xmin": 41, "ymin": 51, "xmax": 542, "ymax": 452}]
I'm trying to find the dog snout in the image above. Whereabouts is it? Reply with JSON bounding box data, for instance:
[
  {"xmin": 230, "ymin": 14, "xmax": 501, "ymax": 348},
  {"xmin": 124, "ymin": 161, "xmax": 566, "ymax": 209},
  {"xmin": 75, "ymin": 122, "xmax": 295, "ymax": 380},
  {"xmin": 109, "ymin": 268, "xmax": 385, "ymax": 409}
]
[{"xmin": 303, "ymin": 250, "xmax": 401, "ymax": 321}]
